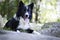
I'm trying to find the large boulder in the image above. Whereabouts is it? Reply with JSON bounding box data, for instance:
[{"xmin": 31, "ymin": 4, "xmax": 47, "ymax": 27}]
[
  {"xmin": 40, "ymin": 22, "xmax": 60, "ymax": 37},
  {"xmin": 0, "ymin": 30, "xmax": 60, "ymax": 40}
]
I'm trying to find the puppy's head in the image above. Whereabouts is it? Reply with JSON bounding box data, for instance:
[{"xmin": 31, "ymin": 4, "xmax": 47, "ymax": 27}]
[{"xmin": 16, "ymin": 1, "xmax": 34, "ymax": 20}]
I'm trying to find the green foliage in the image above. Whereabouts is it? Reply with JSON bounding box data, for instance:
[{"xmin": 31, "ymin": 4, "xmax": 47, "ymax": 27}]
[
  {"xmin": 22, "ymin": 0, "xmax": 29, "ymax": 5},
  {"xmin": 0, "ymin": 0, "xmax": 18, "ymax": 19},
  {"xmin": 57, "ymin": 18, "xmax": 60, "ymax": 22}
]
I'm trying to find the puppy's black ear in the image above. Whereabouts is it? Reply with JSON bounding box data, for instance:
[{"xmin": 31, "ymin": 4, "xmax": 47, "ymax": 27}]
[
  {"xmin": 18, "ymin": 1, "xmax": 24, "ymax": 7},
  {"xmin": 28, "ymin": 3, "xmax": 34, "ymax": 10}
]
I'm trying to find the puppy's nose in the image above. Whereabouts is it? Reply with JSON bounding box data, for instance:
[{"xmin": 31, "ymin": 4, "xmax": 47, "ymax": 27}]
[{"xmin": 26, "ymin": 15, "xmax": 28, "ymax": 17}]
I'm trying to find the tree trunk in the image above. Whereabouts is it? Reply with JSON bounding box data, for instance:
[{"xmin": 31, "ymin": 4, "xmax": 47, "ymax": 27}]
[{"xmin": 35, "ymin": 10, "xmax": 38, "ymax": 23}]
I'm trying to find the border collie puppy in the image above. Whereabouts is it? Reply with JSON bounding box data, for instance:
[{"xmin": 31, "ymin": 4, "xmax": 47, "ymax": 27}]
[{"xmin": 4, "ymin": 1, "xmax": 40, "ymax": 35}]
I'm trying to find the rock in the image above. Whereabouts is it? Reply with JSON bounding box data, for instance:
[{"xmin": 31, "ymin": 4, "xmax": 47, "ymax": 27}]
[
  {"xmin": 0, "ymin": 30, "xmax": 60, "ymax": 40},
  {"xmin": 0, "ymin": 15, "xmax": 7, "ymax": 30},
  {"xmin": 0, "ymin": 15, "xmax": 4, "ymax": 29},
  {"xmin": 40, "ymin": 22, "xmax": 60, "ymax": 37}
]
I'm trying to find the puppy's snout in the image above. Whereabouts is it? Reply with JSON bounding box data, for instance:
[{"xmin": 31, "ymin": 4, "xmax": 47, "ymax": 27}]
[
  {"xmin": 25, "ymin": 15, "xmax": 28, "ymax": 17},
  {"xmin": 25, "ymin": 12, "xmax": 29, "ymax": 18}
]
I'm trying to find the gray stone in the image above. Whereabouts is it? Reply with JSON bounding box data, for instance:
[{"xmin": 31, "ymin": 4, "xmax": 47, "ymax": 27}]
[
  {"xmin": 0, "ymin": 15, "xmax": 7, "ymax": 29},
  {"xmin": 40, "ymin": 22, "xmax": 60, "ymax": 37},
  {"xmin": 0, "ymin": 30, "xmax": 60, "ymax": 40}
]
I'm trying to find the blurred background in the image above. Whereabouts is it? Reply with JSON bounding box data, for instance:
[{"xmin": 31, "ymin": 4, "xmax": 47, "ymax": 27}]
[{"xmin": 0, "ymin": 0, "xmax": 60, "ymax": 30}]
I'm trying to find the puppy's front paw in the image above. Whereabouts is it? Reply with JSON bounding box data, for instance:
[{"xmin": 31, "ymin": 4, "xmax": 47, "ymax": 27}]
[
  {"xmin": 33, "ymin": 31, "xmax": 40, "ymax": 35},
  {"xmin": 17, "ymin": 30, "xmax": 20, "ymax": 33}
]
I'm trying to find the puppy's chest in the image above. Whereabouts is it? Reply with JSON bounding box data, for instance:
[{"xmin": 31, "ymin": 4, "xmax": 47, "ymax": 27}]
[{"xmin": 17, "ymin": 18, "xmax": 30, "ymax": 29}]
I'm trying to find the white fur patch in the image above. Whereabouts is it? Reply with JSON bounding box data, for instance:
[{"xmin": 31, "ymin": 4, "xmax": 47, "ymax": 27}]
[{"xmin": 17, "ymin": 17, "xmax": 30, "ymax": 29}]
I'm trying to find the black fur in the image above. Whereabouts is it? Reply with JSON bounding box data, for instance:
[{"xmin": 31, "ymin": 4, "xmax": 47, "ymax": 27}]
[
  {"xmin": 26, "ymin": 29, "xmax": 33, "ymax": 33},
  {"xmin": 4, "ymin": 18, "xmax": 19, "ymax": 31}
]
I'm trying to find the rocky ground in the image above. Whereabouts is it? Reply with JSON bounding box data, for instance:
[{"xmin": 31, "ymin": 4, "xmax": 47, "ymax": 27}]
[
  {"xmin": 0, "ymin": 30, "xmax": 60, "ymax": 40},
  {"xmin": 40, "ymin": 22, "xmax": 60, "ymax": 37}
]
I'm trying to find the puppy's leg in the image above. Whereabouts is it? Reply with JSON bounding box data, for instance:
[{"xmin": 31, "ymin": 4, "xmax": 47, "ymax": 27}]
[
  {"xmin": 26, "ymin": 28, "xmax": 33, "ymax": 33},
  {"xmin": 32, "ymin": 31, "xmax": 40, "ymax": 35},
  {"xmin": 16, "ymin": 30, "xmax": 21, "ymax": 33},
  {"xmin": 26, "ymin": 29, "xmax": 40, "ymax": 35}
]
